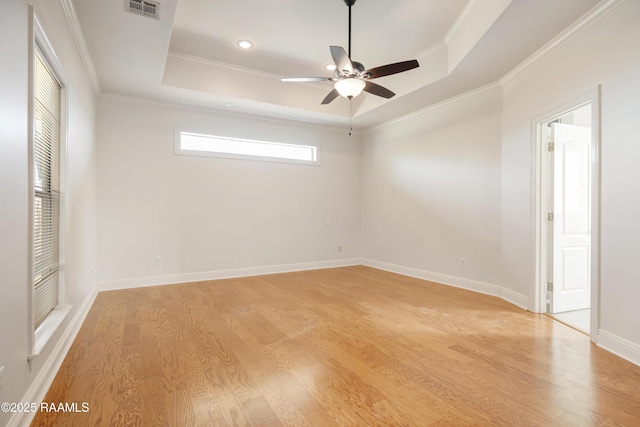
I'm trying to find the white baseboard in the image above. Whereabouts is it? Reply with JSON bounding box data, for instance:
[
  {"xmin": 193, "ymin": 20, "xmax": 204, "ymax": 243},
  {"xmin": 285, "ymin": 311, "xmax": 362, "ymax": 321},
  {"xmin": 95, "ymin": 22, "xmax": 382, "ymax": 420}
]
[
  {"xmin": 98, "ymin": 258, "xmax": 363, "ymax": 291},
  {"xmin": 99, "ymin": 258, "xmax": 531, "ymax": 311},
  {"xmin": 596, "ymin": 329, "xmax": 640, "ymax": 367},
  {"xmin": 499, "ymin": 286, "xmax": 530, "ymax": 310},
  {"xmin": 9, "ymin": 286, "xmax": 98, "ymax": 427},
  {"xmin": 362, "ymin": 258, "xmax": 530, "ymax": 310}
]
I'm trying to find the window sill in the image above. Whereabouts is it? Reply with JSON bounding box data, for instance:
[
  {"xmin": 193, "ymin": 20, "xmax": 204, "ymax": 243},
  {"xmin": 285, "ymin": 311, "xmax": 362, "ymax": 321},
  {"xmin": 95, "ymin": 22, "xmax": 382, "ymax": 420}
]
[{"xmin": 30, "ymin": 305, "xmax": 72, "ymax": 360}]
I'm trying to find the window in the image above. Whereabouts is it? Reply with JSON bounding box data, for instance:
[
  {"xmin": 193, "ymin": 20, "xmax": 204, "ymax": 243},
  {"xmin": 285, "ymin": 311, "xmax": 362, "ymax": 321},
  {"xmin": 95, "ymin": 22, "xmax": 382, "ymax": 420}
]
[
  {"xmin": 32, "ymin": 44, "xmax": 62, "ymax": 330},
  {"xmin": 28, "ymin": 15, "xmax": 71, "ymax": 360},
  {"xmin": 175, "ymin": 131, "xmax": 319, "ymax": 165}
]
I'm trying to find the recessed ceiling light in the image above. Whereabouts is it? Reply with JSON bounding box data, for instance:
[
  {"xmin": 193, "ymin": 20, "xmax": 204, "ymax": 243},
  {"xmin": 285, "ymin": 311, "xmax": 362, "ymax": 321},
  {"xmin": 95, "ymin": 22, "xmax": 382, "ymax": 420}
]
[
  {"xmin": 325, "ymin": 64, "xmax": 336, "ymax": 71},
  {"xmin": 236, "ymin": 40, "xmax": 253, "ymax": 49},
  {"xmin": 224, "ymin": 103, "xmax": 233, "ymax": 107}
]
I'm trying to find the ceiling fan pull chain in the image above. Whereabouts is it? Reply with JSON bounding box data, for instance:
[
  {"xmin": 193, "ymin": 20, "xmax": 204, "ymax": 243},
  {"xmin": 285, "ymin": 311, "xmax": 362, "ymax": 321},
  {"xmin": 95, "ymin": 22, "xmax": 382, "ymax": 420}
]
[{"xmin": 349, "ymin": 99, "xmax": 353, "ymax": 136}]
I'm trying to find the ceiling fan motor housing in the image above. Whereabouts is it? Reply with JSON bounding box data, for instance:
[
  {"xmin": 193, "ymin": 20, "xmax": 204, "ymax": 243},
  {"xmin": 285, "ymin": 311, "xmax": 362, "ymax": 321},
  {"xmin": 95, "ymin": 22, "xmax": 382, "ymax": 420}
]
[
  {"xmin": 336, "ymin": 61, "xmax": 365, "ymax": 78},
  {"xmin": 344, "ymin": 0, "xmax": 356, "ymax": 6}
]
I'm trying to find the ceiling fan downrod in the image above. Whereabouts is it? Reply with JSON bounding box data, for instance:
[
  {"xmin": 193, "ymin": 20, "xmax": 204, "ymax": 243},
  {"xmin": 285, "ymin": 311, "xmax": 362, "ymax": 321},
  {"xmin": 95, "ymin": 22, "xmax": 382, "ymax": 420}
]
[{"xmin": 344, "ymin": 0, "xmax": 356, "ymax": 58}]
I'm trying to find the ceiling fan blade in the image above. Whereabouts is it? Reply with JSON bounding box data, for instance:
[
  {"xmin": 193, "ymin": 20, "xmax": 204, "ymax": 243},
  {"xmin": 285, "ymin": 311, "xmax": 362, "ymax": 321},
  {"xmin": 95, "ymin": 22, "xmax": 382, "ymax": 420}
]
[
  {"xmin": 364, "ymin": 59, "xmax": 419, "ymax": 79},
  {"xmin": 321, "ymin": 89, "xmax": 340, "ymax": 105},
  {"xmin": 281, "ymin": 77, "xmax": 331, "ymax": 82},
  {"xmin": 330, "ymin": 46, "xmax": 353, "ymax": 74},
  {"xmin": 363, "ymin": 81, "xmax": 395, "ymax": 99}
]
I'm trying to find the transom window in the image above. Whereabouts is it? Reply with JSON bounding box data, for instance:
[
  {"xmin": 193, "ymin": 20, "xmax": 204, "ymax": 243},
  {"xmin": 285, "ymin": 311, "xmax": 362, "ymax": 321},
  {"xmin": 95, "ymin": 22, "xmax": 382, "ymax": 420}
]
[{"xmin": 175, "ymin": 131, "xmax": 318, "ymax": 165}]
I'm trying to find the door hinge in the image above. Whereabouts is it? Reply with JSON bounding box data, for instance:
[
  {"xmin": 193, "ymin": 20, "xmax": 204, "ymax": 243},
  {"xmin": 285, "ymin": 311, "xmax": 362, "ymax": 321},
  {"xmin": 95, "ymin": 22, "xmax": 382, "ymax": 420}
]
[
  {"xmin": 547, "ymin": 212, "xmax": 554, "ymax": 222},
  {"xmin": 546, "ymin": 282, "xmax": 553, "ymax": 291},
  {"xmin": 547, "ymin": 142, "xmax": 555, "ymax": 152}
]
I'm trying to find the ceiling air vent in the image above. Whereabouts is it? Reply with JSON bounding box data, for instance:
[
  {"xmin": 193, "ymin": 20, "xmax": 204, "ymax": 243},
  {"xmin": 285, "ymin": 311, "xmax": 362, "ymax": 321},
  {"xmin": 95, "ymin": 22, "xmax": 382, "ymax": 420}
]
[{"xmin": 127, "ymin": 0, "xmax": 159, "ymax": 19}]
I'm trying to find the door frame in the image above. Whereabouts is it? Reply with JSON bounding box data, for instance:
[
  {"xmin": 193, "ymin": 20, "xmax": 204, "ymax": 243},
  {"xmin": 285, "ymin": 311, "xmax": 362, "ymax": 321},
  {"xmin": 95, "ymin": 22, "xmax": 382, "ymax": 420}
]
[{"xmin": 531, "ymin": 86, "xmax": 601, "ymax": 340}]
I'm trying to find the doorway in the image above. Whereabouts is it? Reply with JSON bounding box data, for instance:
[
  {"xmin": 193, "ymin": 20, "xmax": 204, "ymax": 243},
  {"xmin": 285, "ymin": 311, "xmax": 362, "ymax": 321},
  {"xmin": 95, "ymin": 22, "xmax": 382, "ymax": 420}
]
[{"xmin": 536, "ymin": 100, "xmax": 598, "ymax": 336}]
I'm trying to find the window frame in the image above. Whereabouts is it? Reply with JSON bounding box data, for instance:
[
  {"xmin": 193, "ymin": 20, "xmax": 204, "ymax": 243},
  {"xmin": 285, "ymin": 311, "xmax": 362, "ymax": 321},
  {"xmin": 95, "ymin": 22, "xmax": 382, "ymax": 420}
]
[
  {"xmin": 174, "ymin": 128, "xmax": 320, "ymax": 166},
  {"xmin": 28, "ymin": 12, "xmax": 71, "ymax": 359}
]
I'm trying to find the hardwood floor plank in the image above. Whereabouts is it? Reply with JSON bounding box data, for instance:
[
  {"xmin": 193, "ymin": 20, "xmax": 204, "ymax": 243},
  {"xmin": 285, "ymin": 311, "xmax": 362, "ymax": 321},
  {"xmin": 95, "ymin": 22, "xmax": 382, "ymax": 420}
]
[
  {"xmin": 140, "ymin": 376, "xmax": 169, "ymax": 426},
  {"xmin": 304, "ymin": 328, "xmax": 447, "ymax": 424},
  {"xmin": 231, "ymin": 305, "xmax": 288, "ymax": 346},
  {"xmin": 111, "ymin": 351, "xmax": 141, "ymax": 426},
  {"xmin": 243, "ymin": 396, "xmax": 283, "ymax": 427},
  {"xmin": 167, "ymin": 390, "xmax": 197, "ymax": 427},
  {"xmin": 31, "ymin": 266, "xmax": 640, "ymax": 426}
]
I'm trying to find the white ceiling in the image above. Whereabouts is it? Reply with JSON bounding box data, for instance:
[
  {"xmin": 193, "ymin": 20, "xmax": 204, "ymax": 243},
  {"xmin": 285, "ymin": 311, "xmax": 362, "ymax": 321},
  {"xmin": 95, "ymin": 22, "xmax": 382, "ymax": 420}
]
[{"xmin": 72, "ymin": 0, "xmax": 601, "ymax": 129}]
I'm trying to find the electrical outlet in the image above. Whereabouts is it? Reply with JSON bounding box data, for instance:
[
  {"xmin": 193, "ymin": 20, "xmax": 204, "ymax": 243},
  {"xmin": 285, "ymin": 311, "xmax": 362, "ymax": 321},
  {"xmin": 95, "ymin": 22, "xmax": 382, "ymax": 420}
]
[
  {"xmin": 333, "ymin": 245, "xmax": 342, "ymax": 253},
  {"xmin": 461, "ymin": 257, "xmax": 466, "ymax": 267},
  {"xmin": 154, "ymin": 256, "xmax": 161, "ymax": 265}
]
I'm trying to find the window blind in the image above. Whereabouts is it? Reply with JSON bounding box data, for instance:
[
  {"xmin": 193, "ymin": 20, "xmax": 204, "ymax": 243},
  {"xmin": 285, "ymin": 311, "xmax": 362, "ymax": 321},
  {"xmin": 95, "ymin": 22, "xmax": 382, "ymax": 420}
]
[{"xmin": 33, "ymin": 47, "xmax": 61, "ymax": 329}]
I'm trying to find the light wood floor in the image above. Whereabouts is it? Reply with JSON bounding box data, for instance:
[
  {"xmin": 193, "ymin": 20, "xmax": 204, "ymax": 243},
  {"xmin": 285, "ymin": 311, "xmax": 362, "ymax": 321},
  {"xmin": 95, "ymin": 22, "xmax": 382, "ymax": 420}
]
[{"xmin": 32, "ymin": 266, "xmax": 640, "ymax": 426}]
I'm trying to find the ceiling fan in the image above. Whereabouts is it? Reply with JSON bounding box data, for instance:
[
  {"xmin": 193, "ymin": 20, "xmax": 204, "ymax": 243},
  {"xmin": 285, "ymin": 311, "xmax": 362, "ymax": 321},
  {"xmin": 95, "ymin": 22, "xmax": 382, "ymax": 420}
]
[{"xmin": 281, "ymin": 0, "xmax": 419, "ymax": 105}]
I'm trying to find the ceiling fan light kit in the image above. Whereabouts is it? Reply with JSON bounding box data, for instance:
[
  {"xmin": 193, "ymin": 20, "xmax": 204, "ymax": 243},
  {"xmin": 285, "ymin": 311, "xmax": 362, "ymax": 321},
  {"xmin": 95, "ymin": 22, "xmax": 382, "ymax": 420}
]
[
  {"xmin": 335, "ymin": 78, "xmax": 366, "ymax": 98},
  {"xmin": 282, "ymin": 0, "xmax": 419, "ymax": 104}
]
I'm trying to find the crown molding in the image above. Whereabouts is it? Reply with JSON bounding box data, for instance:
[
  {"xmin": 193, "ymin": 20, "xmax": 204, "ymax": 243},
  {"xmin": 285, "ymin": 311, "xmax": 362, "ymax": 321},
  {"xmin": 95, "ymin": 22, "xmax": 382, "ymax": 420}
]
[
  {"xmin": 167, "ymin": 51, "xmax": 284, "ymax": 81},
  {"xmin": 415, "ymin": 41, "xmax": 448, "ymax": 62},
  {"xmin": 59, "ymin": 0, "xmax": 101, "ymax": 94},
  {"xmin": 367, "ymin": 81, "xmax": 502, "ymax": 132},
  {"xmin": 444, "ymin": 0, "xmax": 482, "ymax": 45},
  {"xmin": 500, "ymin": 0, "xmax": 625, "ymax": 86},
  {"xmin": 98, "ymin": 93, "xmax": 355, "ymax": 134},
  {"xmin": 370, "ymin": 0, "xmax": 623, "ymax": 132}
]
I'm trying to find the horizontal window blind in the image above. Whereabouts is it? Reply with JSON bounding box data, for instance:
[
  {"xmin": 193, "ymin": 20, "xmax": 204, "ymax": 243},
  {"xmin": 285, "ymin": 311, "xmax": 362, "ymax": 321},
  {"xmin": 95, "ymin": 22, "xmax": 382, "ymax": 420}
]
[{"xmin": 33, "ymin": 47, "xmax": 61, "ymax": 329}]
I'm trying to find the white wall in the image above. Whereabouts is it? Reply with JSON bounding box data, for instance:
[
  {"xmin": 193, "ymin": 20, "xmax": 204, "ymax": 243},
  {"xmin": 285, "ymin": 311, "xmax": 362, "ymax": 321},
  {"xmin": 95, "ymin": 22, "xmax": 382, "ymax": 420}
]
[
  {"xmin": 0, "ymin": 1, "xmax": 98, "ymax": 426},
  {"xmin": 361, "ymin": 86, "xmax": 509, "ymax": 298},
  {"xmin": 361, "ymin": 0, "xmax": 640, "ymax": 362},
  {"xmin": 500, "ymin": 0, "xmax": 640, "ymax": 355},
  {"xmin": 0, "ymin": 2, "xmax": 31, "ymax": 423},
  {"xmin": 97, "ymin": 98, "xmax": 361, "ymax": 288}
]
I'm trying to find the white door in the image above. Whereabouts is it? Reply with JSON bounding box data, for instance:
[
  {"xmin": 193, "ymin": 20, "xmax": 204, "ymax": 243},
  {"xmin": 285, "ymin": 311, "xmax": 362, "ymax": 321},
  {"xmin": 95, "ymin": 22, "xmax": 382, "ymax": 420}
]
[{"xmin": 550, "ymin": 123, "xmax": 591, "ymax": 313}]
